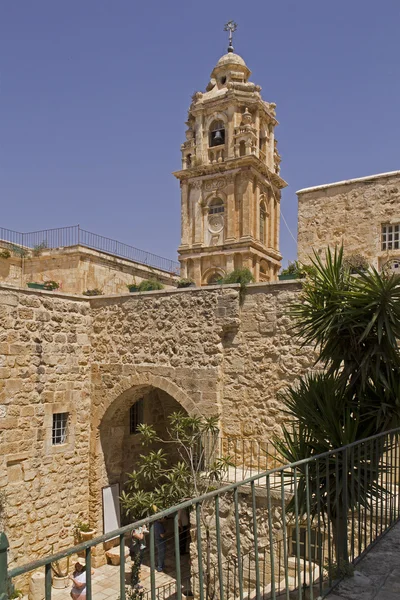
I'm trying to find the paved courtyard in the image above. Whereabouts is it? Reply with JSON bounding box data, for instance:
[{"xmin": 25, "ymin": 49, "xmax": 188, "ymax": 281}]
[
  {"xmin": 44, "ymin": 543, "xmax": 191, "ymax": 600},
  {"xmin": 326, "ymin": 521, "xmax": 400, "ymax": 600}
]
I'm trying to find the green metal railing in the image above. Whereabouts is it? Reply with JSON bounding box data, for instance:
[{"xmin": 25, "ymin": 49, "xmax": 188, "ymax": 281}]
[{"xmin": 1, "ymin": 428, "xmax": 399, "ymax": 600}]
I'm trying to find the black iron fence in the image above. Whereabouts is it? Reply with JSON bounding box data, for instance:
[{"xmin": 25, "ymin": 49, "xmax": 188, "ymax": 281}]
[{"xmin": 0, "ymin": 225, "xmax": 180, "ymax": 274}]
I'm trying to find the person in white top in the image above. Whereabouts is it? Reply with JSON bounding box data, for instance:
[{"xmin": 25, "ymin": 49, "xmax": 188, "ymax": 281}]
[{"xmin": 69, "ymin": 558, "xmax": 94, "ymax": 599}]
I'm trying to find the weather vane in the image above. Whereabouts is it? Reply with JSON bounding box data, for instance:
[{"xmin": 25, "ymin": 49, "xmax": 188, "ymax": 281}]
[{"xmin": 224, "ymin": 20, "xmax": 237, "ymax": 53}]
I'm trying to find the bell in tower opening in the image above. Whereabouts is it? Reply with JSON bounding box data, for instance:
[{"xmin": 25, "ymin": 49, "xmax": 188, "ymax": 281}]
[{"xmin": 174, "ymin": 23, "xmax": 287, "ymax": 286}]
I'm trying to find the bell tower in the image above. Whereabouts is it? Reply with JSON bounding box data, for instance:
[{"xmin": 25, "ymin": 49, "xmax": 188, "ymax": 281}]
[{"xmin": 174, "ymin": 23, "xmax": 287, "ymax": 286}]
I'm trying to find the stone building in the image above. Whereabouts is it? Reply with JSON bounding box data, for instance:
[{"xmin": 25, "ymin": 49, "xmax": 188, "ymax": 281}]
[
  {"xmin": 0, "ymin": 225, "xmax": 179, "ymax": 295},
  {"xmin": 175, "ymin": 43, "xmax": 286, "ymax": 286},
  {"xmin": 0, "ymin": 279, "xmax": 314, "ymax": 579},
  {"xmin": 297, "ymin": 170, "xmax": 400, "ymax": 271}
]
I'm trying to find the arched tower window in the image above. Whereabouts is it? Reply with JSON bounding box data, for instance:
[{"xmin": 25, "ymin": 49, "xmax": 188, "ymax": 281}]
[
  {"xmin": 209, "ymin": 198, "xmax": 224, "ymax": 215},
  {"xmin": 260, "ymin": 202, "xmax": 267, "ymax": 244},
  {"xmin": 209, "ymin": 120, "xmax": 225, "ymax": 147}
]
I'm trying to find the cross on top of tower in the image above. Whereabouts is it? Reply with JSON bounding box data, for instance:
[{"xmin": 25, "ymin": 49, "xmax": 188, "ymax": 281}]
[{"xmin": 224, "ymin": 20, "xmax": 237, "ymax": 53}]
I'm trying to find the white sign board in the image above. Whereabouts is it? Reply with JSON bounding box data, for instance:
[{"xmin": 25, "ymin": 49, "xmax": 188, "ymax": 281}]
[{"xmin": 102, "ymin": 484, "xmax": 120, "ymax": 535}]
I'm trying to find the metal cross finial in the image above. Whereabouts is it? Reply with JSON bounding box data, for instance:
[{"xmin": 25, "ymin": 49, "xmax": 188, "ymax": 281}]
[{"xmin": 224, "ymin": 20, "xmax": 237, "ymax": 53}]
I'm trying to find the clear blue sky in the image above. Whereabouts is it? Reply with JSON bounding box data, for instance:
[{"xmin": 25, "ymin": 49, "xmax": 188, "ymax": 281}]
[{"xmin": 1, "ymin": 1, "xmax": 399, "ymax": 266}]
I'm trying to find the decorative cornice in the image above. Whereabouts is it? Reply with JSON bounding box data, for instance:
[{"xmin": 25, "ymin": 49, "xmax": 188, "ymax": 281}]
[{"xmin": 173, "ymin": 155, "xmax": 287, "ymax": 189}]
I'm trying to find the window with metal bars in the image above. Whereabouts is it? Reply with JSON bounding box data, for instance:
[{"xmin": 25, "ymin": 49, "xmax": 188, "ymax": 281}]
[
  {"xmin": 290, "ymin": 527, "xmax": 323, "ymax": 562},
  {"xmin": 130, "ymin": 399, "xmax": 144, "ymax": 434},
  {"xmin": 382, "ymin": 223, "xmax": 400, "ymax": 251},
  {"xmin": 209, "ymin": 198, "xmax": 224, "ymax": 215},
  {"xmin": 52, "ymin": 413, "xmax": 68, "ymax": 445}
]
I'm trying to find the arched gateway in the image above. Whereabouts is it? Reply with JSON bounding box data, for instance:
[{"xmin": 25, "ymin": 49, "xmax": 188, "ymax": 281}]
[{"xmin": 89, "ymin": 373, "xmax": 201, "ymax": 560}]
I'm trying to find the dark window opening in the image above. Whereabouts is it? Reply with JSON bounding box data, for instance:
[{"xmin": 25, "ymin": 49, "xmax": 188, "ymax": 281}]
[
  {"xmin": 209, "ymin": 199, "xmax": 224, "ymax": 215},
  {"xmin": 130, "ymin": 399, "xmax": 144, "ymax": 434}
]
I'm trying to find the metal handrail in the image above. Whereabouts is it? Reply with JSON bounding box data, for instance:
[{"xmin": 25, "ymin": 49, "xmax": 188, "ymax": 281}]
[
  {"xmin": 2, "ymin": 427, "xmax": 400, "ymax": 600},
  {"xmin": 0, "ymin": 225, "xmax": 180, "ymax": 275}
]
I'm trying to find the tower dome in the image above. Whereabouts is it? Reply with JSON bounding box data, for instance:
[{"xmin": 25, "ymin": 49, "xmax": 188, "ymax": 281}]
[{"xmin": 216, "ymin": 52, "xmax": 247, "ymax": 68}]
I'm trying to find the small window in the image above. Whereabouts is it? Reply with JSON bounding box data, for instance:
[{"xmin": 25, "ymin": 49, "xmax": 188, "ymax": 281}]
[
  {"xmin": 382, "ymin": 224, "xmax": 400, "ymax": 251},
  {"xmin": 209, "ymin": 198, "xmax": 224, "ymax": 215},
  {"xmin": 130, "ymin": 399, "xmax": 144, "ymax": 434},
  {"xmin": 260, "ymin": 205, "xmax": 266, "ymax": 243},
  {"xmin": 220, "ymin": 76, "xmax": 227, "ymax": 85},
  {"xmin": 290, "ymin": 527, "xmax": 323, "ymax": 562},
  {"xmin": 52, "ymin": 413, "xmax": 68, "ymax": 445}
]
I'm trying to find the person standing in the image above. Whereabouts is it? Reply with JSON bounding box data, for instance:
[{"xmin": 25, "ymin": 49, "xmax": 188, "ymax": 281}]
[
  {"xmin": 178, "ymin": 508, "xmax": 190, "ymax": 555},
  {"xmin": 69, "ymin": 558, "xmax": 94, "ymax": 600},
  {"xmin": 154, "ymin": 518, "xmax": 166, "ymax": 572},
  {"xmin": 130, "ymin": 524, "xmax": 148, "ymax": 589}
]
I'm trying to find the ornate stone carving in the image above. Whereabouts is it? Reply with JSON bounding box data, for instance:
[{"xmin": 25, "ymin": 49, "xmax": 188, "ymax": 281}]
[
  {"xmin": 191, "ymin": 180, "xmax": 203, "ymax": 190},
  {"xmin": 204, "ymin": 178, "xmax": 226, "ymax": 191},
  {"xmin": 208, "ymin": 215, "xmax": 224, "ymax": 234}
]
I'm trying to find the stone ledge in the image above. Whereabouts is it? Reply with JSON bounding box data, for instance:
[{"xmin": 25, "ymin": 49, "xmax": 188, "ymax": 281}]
[{"xmin": 297, "ymin": 170, "xmax": 400, "ymax": 195}]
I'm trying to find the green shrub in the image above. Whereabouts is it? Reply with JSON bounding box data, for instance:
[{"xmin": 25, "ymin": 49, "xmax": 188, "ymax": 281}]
[
  {"xmin": 221, "ymin": 268, "xmax": 254, "ymax": 305},
  {"xmin": 176, "ymin": 278, "xmax": 195, "ymax": 288},
  {"xmin": 32, "ymin": 241, "xmax": 48, "ymax": 257},
  {"xmin": 221, "ymin": 268, "xmax": 254, "ymax": 286},
  {"xmin": 138, "ymin": 279, "xmax": 164, "ymax": 292},
  {"xmin": 280, "ymin": 260, "xmax": 316, "ymax": 278},
  {"xmin": 43, "ymin": 281, "xmax": 59, "ymax": 290},
  {"xmin": 342, "ymin": 253, "xmax": 369, "ymax": 274},
  {"xmin": 0, "ymin": 249, "xmax": 11, "ymax": 259},
  {"xmin": 83, "ymin": 288, "xmax": 103, "ymax": 296}
]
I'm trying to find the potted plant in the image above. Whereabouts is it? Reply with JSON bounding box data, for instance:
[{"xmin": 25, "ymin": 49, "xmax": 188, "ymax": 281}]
[
  {"xmin": 137, "ymin": 279, "xmax": 164, "ymax": 292},
  {"xmin": 278, "ymin": 261, "xmax": 301, "ymax": 280},
  {"xmin": 27, "ymin": 281, "xmax": 60, "ymax": 291},
  {"xmin": 43, "ymin": 281, "xmax": 59, "ymax": 290},
  {"xmin": 127, "ymin": 280, "xmax": 139, "ymax": 293},
  {"xmin": 176, "ymin": 278, "xmax": 195, "ymax": 288},
  {"xmin": 74, "ymin": 519, "xmax": 96, "ymax": 542},
  {"xmin": 51, "ymin": 553, "xmax": 70, "ymax": 589},
  {"xmin": 82, "ymin": 288, "xmax": 103, "ymax": 296}
]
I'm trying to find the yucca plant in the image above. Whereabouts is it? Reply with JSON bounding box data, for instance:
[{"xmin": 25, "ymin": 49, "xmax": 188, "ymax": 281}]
[{"xmin": 274, "ymin": 246, "xmax": 400, "ymax": 565}]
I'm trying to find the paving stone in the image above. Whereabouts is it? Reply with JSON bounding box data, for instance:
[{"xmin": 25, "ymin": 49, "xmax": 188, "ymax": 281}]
[{"xmin": 325, "ymin": 522, "xmax": 400, "ymax": 600}]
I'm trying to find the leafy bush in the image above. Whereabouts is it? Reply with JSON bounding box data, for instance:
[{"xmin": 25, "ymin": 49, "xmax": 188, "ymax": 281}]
[
  {"xmin": 176, "ymin": 278, "xmax": 195, "ymax": 288},
  {"xmin": 32, "ymin": 241, "xmax": 48, "ymax": 257},
  {"xmin": 342, "ymin": 253, "xmax": 369, "ymax": 274},
  {"xmin": 0, "ymin": 249, "xmax": 11, "ymax": 259},
  {"xmin": 280, "ymin": 260, "xmax": 316, "ymax": 279},
  {"xmin": 137, "ymin": 279, "xmax": 164, "ymax": 292},
  {"xmin": 43, "ymin": 281, "xmax": 59, "ymax": 290},
  {"xmin": 83, "ymin": 288, "xmax": 103, "ymax": 296},
  {"xmin": 221, "ymin": 268, "xmax": 254, "ymax": 285}
]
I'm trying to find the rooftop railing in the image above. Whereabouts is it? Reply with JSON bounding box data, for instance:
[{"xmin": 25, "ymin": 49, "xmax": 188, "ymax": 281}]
[
  {"xmin": 1, "ymin": 428, "xmax": 399, "ymax": 600},
  {"xmin": 0, "ymin": 225, "xmax": 180, "ymax": 275}
]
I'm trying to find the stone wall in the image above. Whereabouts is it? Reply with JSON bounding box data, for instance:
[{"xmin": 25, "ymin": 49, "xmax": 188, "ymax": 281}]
[
  {"xmin": 0, "ymin": 245, "xmax": 177, "ymax": 296},
  {"xmin": 0, "ymin": 287, "xmax": 91, "ymax": 572},
  {"xmin": 297, "ymin": 171, "xmax": 400, "ymax": 269},
  {"xmin": 0, "ymin": 280, "xmax": 315, "ymax": 582}
]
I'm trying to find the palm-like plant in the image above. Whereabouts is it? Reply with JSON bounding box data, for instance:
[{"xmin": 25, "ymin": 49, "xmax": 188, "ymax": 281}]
[{"xmin": 274, "ymin": 247, "xmax": 400, "ymax": 564}]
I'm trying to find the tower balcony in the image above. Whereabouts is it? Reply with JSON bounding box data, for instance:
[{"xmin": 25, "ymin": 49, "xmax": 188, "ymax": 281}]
[{"xmin": 208, "ymin": 147, "xmax": 225, "ymax": 164}]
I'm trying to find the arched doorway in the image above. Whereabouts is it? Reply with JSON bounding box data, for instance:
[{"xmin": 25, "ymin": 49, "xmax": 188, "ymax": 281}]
[{"xmin": 89, "ymin": 375, "xmax": 197, "ymax": 555}]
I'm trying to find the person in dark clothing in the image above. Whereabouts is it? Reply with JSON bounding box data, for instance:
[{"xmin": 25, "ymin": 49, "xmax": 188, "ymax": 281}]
[
  {"xmin": 130, "ymin": 525, "xmax": 148, "ymax": 588},
  {"xmin": 178, "ymin": 508, "xmax": 190, "ymax": 555},
  {"xmin": 154, "ymin": 518, "xmax": 166, "ymax": 572}
]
